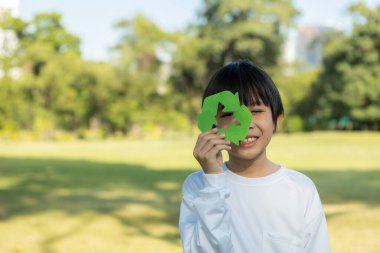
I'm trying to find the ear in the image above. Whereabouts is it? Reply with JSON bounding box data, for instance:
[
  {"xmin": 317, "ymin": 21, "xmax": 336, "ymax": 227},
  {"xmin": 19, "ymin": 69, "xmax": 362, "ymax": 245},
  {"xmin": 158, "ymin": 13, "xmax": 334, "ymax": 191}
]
[
  {"xmin": 274, "ymin": 112, "xmax": 284, "ymax": 131},
  {"xmin": 277, "ymin": 112, "xmax": 284, "ymax": 126}
]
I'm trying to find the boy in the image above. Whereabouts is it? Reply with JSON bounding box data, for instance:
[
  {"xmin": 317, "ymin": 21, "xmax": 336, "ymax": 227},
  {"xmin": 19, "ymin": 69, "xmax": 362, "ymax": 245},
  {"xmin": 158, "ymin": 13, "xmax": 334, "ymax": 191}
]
[{"xmin": 179, "ymin": 60, "xmax": 331, "ymax": 253}]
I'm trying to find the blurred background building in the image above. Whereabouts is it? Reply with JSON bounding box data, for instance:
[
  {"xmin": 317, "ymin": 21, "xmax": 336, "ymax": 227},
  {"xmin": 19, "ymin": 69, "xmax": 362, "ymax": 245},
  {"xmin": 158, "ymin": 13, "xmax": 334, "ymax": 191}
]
[
  {"xmin": 0, "ymin": 0, "xmax": 19, "ymax": 16},
  {"xmin": 0, "ymin": 0, "xmax": 19, "ymax": 78},
  {"xmin": 284, "ymin": 25, "xmax": 338, "ymax": 70}
]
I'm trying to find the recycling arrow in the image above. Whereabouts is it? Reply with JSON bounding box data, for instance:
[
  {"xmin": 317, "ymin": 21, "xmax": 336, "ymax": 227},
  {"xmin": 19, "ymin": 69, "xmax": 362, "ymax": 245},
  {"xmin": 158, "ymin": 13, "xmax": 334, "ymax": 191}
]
[{"xmin": 196, "ymin": 91, "xmax": 252, "ymax": 145}]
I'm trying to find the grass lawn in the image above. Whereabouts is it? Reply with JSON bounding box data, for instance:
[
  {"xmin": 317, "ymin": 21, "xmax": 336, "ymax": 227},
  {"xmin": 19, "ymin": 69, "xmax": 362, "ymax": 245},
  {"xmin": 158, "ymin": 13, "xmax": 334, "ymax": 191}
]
[{"xmin": 0, "ymin": 132, "xmax": 379, "ymax": 253}]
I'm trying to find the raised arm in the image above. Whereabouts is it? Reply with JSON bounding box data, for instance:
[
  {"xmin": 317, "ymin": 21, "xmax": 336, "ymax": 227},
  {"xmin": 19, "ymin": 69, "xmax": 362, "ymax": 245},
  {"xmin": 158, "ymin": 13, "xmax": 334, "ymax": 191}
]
[{"xmin": 179, "ymin": 127, "xmax": 234, "ymax": 252}]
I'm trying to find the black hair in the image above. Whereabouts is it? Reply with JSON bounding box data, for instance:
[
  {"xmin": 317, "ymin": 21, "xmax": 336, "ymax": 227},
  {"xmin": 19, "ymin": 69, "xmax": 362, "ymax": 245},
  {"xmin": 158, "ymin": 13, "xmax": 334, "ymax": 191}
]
[{"xmin": 202, "ymin": 59, "xmax": 284, "ymax": 132}]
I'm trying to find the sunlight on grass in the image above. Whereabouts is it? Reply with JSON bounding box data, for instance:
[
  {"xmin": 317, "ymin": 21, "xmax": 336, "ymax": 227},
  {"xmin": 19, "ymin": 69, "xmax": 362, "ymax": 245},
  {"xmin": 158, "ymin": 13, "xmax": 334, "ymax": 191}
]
[
  {"xmin": 0, "ymin": 132, "xmax": 379, "ymax": 253},
  {"xmin": 325, "ymin": 203, "xmax": 380, "ymax": 253}
]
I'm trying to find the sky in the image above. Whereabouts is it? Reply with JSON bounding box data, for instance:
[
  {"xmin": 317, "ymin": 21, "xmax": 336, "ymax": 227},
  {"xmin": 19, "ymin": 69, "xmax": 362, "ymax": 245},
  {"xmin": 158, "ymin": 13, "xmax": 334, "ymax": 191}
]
[{"xmin": 17, "ymin": 0, "xmax": 379, "ymax": 61}]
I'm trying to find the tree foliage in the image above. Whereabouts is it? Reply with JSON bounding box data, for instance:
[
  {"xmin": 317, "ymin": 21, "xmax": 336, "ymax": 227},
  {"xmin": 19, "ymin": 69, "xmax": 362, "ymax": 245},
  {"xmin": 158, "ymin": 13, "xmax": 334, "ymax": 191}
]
[
  {"xmin": 111, "ymin": 14, "xmax": 191, "ymax": 134},
  {"xmin": 0, "ymin": 13, "xmax": 122, "ymax": 138},
  {"xmin": 308, "ymin": 3, "xmax": 380, "ymax": 130},
  {"xmin": 170, "ymin": 0, "xmax": 298, "ymax": 119},
  {"xmin": 1, "ymin": 1, "xmax": 379, "ymax": 139}
]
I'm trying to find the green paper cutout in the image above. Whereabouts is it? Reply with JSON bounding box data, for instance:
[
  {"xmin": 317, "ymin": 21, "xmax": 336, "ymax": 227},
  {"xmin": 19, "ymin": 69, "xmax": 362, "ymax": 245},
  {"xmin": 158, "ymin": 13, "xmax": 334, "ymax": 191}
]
[{"xmin": 196, "ymin": 91, "xmax": 252, "ymax": 145}]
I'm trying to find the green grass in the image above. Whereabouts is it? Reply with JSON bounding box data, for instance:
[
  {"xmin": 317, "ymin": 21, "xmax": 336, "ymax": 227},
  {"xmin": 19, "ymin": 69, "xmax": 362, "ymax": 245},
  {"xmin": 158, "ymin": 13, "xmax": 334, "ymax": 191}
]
[{"xmin": 0, "ymin": 132, "xmax": 379, "ymax": 253}]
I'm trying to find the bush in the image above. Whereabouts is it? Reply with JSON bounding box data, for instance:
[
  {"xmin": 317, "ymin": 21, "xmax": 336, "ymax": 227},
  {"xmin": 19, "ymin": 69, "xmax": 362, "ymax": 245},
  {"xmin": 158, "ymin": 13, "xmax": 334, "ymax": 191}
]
[{"xmin": 283, "ymin": 115, "xmax": 304, "ymax": 133}]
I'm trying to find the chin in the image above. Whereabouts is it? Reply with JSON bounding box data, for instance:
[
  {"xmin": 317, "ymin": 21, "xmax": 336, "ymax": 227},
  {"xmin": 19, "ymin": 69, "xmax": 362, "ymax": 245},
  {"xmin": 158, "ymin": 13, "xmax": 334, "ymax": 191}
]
[{"xmin": 228, "ymin": 149, "xmax": 263, "ymax": 161}]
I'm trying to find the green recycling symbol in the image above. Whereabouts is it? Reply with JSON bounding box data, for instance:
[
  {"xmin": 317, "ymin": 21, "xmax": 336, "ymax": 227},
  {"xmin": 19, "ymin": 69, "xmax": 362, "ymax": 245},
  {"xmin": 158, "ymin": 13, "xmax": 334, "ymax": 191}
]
[{"xmin": 196, "ymin": 91, "xmax": 252, "ymax": 145}]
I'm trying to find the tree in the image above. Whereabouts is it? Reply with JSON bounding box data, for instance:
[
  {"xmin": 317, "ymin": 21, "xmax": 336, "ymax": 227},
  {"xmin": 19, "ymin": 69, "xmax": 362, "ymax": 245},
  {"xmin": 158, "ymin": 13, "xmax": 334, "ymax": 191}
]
[
  {"xmin": 170, "ymin": 0, "xmax": 298, "ymax": 120},
  {"xmin": 308, "ymin": 3, "xmax": 380, "ymax": 130},
  {"xmin": 197, "ymin": 0, "xmax": 297, "ymax": 67},
  {"xmin": 276, "ymin": 69, "xmax": 319, "ymax": 132},
  {"xmin": 112, "ymin": 14, "xmax": 191, "ymax": 134},
  {"xmin": 0, "ymin": 12, "xmax": 122, "ymax": 138}
]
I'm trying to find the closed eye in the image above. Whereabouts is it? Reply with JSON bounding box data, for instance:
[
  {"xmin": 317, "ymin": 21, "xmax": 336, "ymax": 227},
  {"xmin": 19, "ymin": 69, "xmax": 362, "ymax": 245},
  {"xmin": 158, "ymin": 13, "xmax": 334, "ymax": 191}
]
[
  {"xmin": 221, "ymin": 112, "xmax": 233, "ymax": 118},
  {"xmin": 251, "ymin": 110, "xmax": 263, "ymax": 114}
]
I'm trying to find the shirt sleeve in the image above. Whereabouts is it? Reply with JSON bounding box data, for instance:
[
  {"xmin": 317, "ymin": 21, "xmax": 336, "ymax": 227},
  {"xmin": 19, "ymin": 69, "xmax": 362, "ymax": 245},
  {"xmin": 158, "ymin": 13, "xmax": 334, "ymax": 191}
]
[
  {"xmin": 303, "ymin": 183, "xmax": 331, "ymax": 253},
  {"xmin": 179, "ymin": 171, "xmax": 234, "ymax": 253}
]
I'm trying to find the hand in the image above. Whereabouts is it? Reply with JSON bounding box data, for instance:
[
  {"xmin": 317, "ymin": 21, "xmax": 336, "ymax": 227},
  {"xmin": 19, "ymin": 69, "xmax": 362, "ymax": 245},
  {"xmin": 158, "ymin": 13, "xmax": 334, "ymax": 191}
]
[{"xmin": 193, "ymin": 128, "xmax": 231, "ymax": 174}]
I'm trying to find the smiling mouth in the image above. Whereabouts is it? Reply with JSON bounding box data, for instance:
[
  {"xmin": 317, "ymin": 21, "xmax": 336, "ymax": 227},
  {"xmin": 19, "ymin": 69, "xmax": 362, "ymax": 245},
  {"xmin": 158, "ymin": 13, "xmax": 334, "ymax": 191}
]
[{"xmin": 238, "ymin": 136, "xmax": 258, "ymax": 147}]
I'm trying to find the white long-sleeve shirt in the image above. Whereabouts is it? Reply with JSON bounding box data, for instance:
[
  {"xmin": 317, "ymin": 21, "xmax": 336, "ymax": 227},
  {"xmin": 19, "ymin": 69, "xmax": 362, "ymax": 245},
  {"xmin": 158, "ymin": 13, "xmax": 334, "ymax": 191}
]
[{"xmin": 179, "ymin": 162, "xmax": 331, "ymax": 253}]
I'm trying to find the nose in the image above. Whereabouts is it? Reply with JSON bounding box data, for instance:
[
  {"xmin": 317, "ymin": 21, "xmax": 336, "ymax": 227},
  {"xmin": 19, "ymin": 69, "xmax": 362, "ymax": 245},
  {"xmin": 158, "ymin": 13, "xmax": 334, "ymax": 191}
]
[{"xmin": 249, "ymin": 121, "xmax": 256, "ymax": 129}]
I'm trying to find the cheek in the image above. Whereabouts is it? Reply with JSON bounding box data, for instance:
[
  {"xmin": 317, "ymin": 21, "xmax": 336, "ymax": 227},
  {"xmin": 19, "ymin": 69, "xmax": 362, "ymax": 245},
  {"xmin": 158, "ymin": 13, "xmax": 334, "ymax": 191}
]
[
  {"xmin": 252, "ymin": 114, "xmax": 273, "ymax": 126},
  {"xmin": 253, "ymin": 115, "xmax": 274, "ymax": 132}
]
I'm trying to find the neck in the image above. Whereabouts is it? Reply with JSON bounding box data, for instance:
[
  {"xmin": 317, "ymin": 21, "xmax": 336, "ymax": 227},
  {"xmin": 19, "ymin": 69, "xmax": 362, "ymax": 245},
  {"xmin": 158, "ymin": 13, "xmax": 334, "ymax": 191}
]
[{"xmin": 227, "ymin": 150, "xmax": 278, "ymax": 178}]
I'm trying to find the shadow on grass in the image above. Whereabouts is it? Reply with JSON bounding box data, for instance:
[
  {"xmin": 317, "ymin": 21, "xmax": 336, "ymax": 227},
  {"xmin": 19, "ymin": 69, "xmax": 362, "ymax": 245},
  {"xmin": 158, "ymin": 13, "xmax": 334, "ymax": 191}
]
[
  {"xmin": 301, "ymin": 169, "xmax": 380, "ymax": 221},
  {"xmin": 0, "ymin": 157, "xmax": 379, "ymax": 249},
  {"xmin": 0, "ymin": 157, "xmax": 193, "ymax": 249},
  {"xmin": 301, "ymin": 169, "xmax": 380, "ymax": 206}
]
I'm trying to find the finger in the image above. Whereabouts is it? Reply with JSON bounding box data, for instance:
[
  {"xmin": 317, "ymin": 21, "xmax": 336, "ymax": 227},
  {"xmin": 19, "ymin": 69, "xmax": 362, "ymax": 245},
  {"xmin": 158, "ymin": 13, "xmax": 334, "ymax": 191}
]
[
  {"xmin": 199, "ymin": 134, "xmax": 229, "ymax": 153},
  {"xmin": 198, "ymin": 129, "xmax": 226, "ymax": 146},
  {"xmin": 197, "ymin": 127, "xmax": 218, "ymax": 141},
  {"xmin": 198, "ymin": 137, "xmax": 231, "ymax": 157},
  {"xmin": 205, "ymin": 144, "xmax": 232, "ymax": 160},
  {"xmin": 195, "ymin": 129, "xmax": 224, "ymax": 154},
  {"xmin": 194, "ymin": 134, "xmax": 228, "ymax": 159}
]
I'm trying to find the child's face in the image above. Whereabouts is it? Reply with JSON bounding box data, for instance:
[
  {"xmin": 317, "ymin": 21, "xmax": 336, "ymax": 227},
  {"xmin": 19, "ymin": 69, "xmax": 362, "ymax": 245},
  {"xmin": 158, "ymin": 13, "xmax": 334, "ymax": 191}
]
[{"xmin": 216, "ymin": 102, "xmax": 280, "ymax": 161}]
